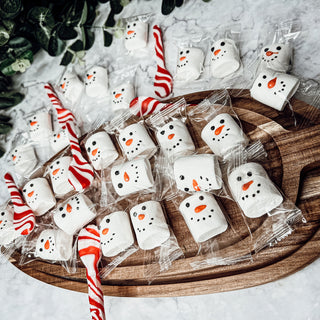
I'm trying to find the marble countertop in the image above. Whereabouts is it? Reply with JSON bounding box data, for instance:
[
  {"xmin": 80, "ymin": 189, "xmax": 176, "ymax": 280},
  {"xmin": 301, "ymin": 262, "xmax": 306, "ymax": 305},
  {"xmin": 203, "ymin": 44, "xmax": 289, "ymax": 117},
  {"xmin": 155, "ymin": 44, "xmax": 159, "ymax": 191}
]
[{"xmin": 0, "ymin": 0, "xmax": 320, "ymax": 319}]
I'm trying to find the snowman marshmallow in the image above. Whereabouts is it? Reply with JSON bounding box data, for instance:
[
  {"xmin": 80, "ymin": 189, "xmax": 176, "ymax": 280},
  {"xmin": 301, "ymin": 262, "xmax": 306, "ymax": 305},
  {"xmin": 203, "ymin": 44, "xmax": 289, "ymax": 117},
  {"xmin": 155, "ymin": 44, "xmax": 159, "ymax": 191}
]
[
  {"xmin": 111, "ymin": 158, "xmax": 154, "ymax": 196},
  {"xmin": 210, "ymin": 39, "xmax": 241, "ymax": 78},
  {"xmin": 176, "ymin": 47, "xmax": 204, "ymax": 81},
  {"xmin": 48, "ymin": 156, "xmax": 74, "ymax": 197},
  {"xmin": 228, "ymin": 162, "xmax": 283, "ymax": 218},
  {"xmin": 250, "ymin": 71, "xmax": 300, "ymax": 111},
  {"xmin": 85, "ymin": 66, "xmax": 109, "ymax": 98},
  {"xmin": 130, "ymin": 200, "xmax": 170, "ymax": 250},
  {"xmin": 201, "ymin": 113, "xmax": 249, "ymax": 157},
  {"xmin": 99, "ymin": 211, "xmax": 135, "ymax": 257},
  {"xmin": 260, "ymin": 43, "xmax": 292, "ymax": 73},
  {"xmin": 174, "ymin": 154, "xmax": 223, "ymax": 192},
  {"xmin": 35, "ymin": 229, "xmax": 73, "ymax": 261},
  {"xmin": 111, "ymin": 83, "xmax": 135, "ymax": 112},
  {"xmin": 26, "ymin": 111, "xmax": 52, "ymax": 141},
  {"xmin": 59, "ymin": 72, "xmax": 83, "ymax": 105},
  {"xmin": 156, "ymin": 119, "xmax": 195, "ymax": 159},
  {"xmin": 53, "ymin": 194, "xmax": 96, "ymax": 235},
  {"xmin": 0, "ymin": 205, "xmax": 21, "ymax": 246},
  {"xmin": 124, "ymin": 20, "xmax": 148, "ymax": 51},
  {"xmin": 179, "ymin": 192, "xmax": 228, "ymax": 243},
  {"xmin": 22, "ymin": 178, "xmax": 56, "ymax": 216},
  {"xmin": 85, "ymin": 131, "xmax": 119, "ymax": 170},
  {"xmin": 118, "ymin": 123, "xmax": 157, "ymax": 160},
  {"xmin": 50, "ymin": 129, "xmax": 69, "ymax": 154},
  {"xmin": 10, "ymin": 144, "xmax": 37, "ymax": 176}
]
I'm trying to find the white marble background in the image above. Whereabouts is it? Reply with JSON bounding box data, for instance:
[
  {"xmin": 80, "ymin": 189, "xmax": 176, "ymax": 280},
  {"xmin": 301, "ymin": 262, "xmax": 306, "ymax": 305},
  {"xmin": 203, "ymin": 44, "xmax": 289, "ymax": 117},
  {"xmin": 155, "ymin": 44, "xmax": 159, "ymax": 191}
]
[{"xmin": 1, "ymin": 0, "xmax": 320, "ymax": 319}]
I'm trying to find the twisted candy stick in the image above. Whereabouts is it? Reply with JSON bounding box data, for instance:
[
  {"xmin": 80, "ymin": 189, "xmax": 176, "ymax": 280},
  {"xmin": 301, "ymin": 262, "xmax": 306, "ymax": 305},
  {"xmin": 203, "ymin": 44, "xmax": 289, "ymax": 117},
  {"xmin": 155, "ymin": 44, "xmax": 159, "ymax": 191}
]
[
  {"xmin": 78, "ymin": 225, "xmax": 105, "ymax": 320},
  {"xmin": 153, "ymin": 25, "xmax": 173, "ymax": 99},
  {"xmin": 4, "ymin": 173, "xmax": 35, "ymax": 236},
  {"xmin": 130, "ymin": 96, "xmax": 171, "ymax": 117}
]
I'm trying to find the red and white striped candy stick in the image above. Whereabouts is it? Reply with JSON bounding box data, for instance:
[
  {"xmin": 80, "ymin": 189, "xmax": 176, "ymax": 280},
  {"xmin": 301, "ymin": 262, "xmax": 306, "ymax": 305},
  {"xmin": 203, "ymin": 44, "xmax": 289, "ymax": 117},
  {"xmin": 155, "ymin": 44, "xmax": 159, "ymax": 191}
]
[
  {"xmin": 130, "ymin": 96, "xmax": 171, "ymax": 117},
  {"xmin": 4, "ymin": 173, "xmax": 35, "ymax": 236},
  {"xmin": 153, "ymin": 25, "xmax": 173, "ymax": 99},
  {"xmin": 78, "ymin": 225, "xmax": 105, "ymax": 320}
]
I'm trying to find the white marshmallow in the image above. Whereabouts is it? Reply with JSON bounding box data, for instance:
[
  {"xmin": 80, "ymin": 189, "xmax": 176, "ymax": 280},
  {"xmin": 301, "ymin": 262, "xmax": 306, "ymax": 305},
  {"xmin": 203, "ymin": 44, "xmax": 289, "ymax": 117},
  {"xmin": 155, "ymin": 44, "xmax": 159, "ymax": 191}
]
[
  {"xmin": 118, "ymin": 123, "xmax": 157, "ymax": 160},
  {"xmin": 210, "ymin": 38, "xmax": 241, "ymax": 78},
  {"xmin": 111, "ymin": 83, "xmax": 135, "ymax": 112},
  {"xmin": 201, "ymin": 113, "xmax": 249, "ymax": 157},
  {"xmin": 99, "ymin": 211, "xmax": 135, "ymax": 257},
  {"xmin": 22, "ymin": 178, "xmax": 56, "ymax": 216},
  {"xmin": 156, "ymin": 119, "xmax": 195, "ymax": 159},
  {"xmin": 176, "ymin": 47, "xmax": 204, "ymax": 81},
  {"xmin": 53, "ymin": 194, "xmax": 96, "ymax": 235},
  {"xmin": 26, "ymin": 111, "xmax": 52, "ymax": 141},
  {"xmin": 48, "ymin": 156, "xmax": 74, "ymax": 197},
  {"xmin": 10, "ymin": 144, "xmax": 37, "ymax": 176},
  {"xmin": 179, "ymin": 192, "xmax": 228, "ymax": 243},
  {"xmin": 85, "ymin": 66, "xmax": 108, "ymax": 98},
  {"xmin": 111, "ymin": 158, "xmax": 154, "ymax": 196},
  {"xmin": 228, "ymin": 162, "xmax": 283, "ymax": 218},
  {"xmin": 260, "ymin": 43, "xmax": 292, "ymax": 73},
  {"xmin": 250, "ymin": 71, "xmax": 300, "ymax": 111},
  {"xmin": 50, "ymin": 129, "xmax": 69, "ymax": 154},
  {"xmin": 35, "ymin": 229, "xmax": 73, "ymax": 261},
  {"xmin": 174, "ymin": 154, "xmax": 223, "ymax": 192},
  {"xmin": 124, "ymin": 20, "xmax": 148, "ymax": 51},
  {"xmin": 59, "ymin": 72, "xmax": 83, "ymax": 105},
  {"xmin": 0, "ymin": 205, "xmax": 21, "ymax": 246},
  {"xmin": 130, "ymin": 200, "xmax": 170, "ymax": 250}
]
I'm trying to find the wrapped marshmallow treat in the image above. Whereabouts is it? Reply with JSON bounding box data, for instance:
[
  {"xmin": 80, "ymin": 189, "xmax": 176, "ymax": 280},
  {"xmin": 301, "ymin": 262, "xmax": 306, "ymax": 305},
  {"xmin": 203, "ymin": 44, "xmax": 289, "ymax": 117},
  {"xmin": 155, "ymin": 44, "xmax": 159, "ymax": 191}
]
[
  {"xmin": 179, "ymin": 192, "xmax": 228, "ymax": 243},
  {"xmin": 130, "ymin": 200, "xmax": 170, "ymax": 250},
  {"xmin": 58, "ymin": 71, "xmax": 84, "ymax": 105},
  {"xmin": 124, "ymin": 18, "xmax": 148, "ymax": 51},
  {"xmin": 22, "ymin": 178, "xmax": 56, "ymax": 216},
  {"xmin": 85, "ymin": 66, "xmax": 109, "ymax": 98},
  {"xmin": 111, "ymin": 83, "xmax": 135, "ymax": 112},
  {"xmin": 35, "ymin": 229, "xmax": 73, "ymax": 261},
  {"xmin": 0, "ymin": 204, "xmax": 21, "ymax": 246},
  {"xmin": 50, "ymin": 129, "xmax": 69, "ymax": 154},
  {"xmin": 53, "ymin": 194, "xmax": 96, "ymax": 235},
  {"xmin": 250, "ymin": 71, "xmax": 300, "ymax": 111},
  {"xmin": 9, "ymin": 144, "xmax": 37, "ymax": 177},
  {"xmin": 99, "ymin": 211, "xmax": 135, "ymax": 257},
  {"xmin": 26, "ymin": 110, "xmax": 52, "ymax": 141},
  {"xmin": 228, "ymin": 162, "xmax": 283, "ymax": 218}
]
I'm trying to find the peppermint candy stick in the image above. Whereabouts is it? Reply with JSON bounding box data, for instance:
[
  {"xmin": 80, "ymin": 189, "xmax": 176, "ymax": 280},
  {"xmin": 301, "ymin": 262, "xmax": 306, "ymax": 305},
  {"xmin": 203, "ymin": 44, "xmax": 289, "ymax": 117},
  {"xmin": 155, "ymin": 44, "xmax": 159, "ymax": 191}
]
[
  {"xmin": 78, "ymin": 225, "xmax": 105, "ymax": 320},
  {"xmin": 4, "ymin": 173, "xmax": 35, "ymax": 236},
  {"xmin": 153, "ymin": 25, "xmax": 173, "ymax": 99},
  {"xmin": 130, "ymin": 96, "xmax": 171, "ymax": 116}
]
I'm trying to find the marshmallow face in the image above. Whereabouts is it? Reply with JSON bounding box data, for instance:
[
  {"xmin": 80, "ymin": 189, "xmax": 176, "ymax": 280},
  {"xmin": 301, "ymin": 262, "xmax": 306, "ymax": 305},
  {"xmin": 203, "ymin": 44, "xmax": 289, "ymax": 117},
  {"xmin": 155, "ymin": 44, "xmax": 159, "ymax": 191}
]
[
  {"xmin": 174, "ymin": 154, "xmax": 223, "ymax": 192},
  {"xmin": 22, "ymin": 178, "xmax": 56, "ymax": 216},
  {"xmin": 50, "ymin": 129, "xmax": 69, "ymax": 154},
  {"xmin": 111, "ymin": 158, "xmax": 154, "ymax": 196},
  {"xmin": 35, "ymin": 229, "xmax": 73, "ymax": 261},
  {"xmin": 10, "ymin": 144, "xmax": 37, "ymax": 176},
  {"xmin": 228, "ymin": 162, "xmax": 283, "ymax": 218},
  {"xmin": 0, "ymin": 206, "xmax": 20, "ymax": 246},
  {"xmin": 210, "ymin": 39, "xmax": 241, "ymax": 78},
  {"xmin": 156, "ymin": 119, "xmax": 195, "ymax": 159},
  {"xmin": 27, "ymin": 112, "xmax": 52, "ymax": 141},
  {"xmin": 260, "ymin": 43, "xmax": 292, "ymax": 73},
  {"xmin": 250, "ymin": 71, "xmax": 300, "ymax": 111},
  {"xmin": 85, "ymin": 66, "xmax": 108, "ymax": 98},
  {"xmin": 59, "ymin": 72, "xmax": 83, "ymax": 105},
  {"xmin": 201, "ymin": 113, "xmax": 249, "ymax": 157},
  {"xmin": 124, "ymin": 20, "xmax": 148, "ymax": 51},
  {"xmin": 85, "ymin": 132, "xmax": 118, "ymax": 170},
  {"xmin": 176, "ymin": 47, "xmax": 204, "ymax": 81},
  {"xmin": 99, "ymin": 211, "xmax": 135, "ymax": 257},
  {"xmin": 53, "ymin": 194, "xmax": 96, "ymax": 235},
  {"xmin": 111, "ymin": 83, "xmax": 135, "ymax": 112},
  {"xmin": 130, "ymin": 200, "xmax": 170, "ymax": 250},
  {"xmin": 48, "ymin": 156, "xmax": 74, "ymax": 197},
  {"xmin": 179, "ymin": 192, "xmax": 228, "ymax": 243},
  {"xmin": 118, "ymin": 123, "xmax": 157, "ymax": 160}
]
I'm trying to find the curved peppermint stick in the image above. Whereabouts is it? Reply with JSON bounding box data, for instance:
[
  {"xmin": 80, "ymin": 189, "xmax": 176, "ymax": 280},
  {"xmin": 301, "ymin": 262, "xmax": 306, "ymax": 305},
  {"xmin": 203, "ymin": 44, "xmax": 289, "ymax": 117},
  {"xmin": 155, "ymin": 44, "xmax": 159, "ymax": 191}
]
[
  {"xmin": 4, "ymin": 173, "xmax": 35, "ymax": 236},
  {"xmin": 130, "ymin": 96, "xmax": 171, "ymax": 117},
  {"xmin": 153, "ymin": 25, "xmax": 173, "ymax": 99},
  {"xmin": 78, "ymin": 225, "xmax": 105, "ymax": 320}
]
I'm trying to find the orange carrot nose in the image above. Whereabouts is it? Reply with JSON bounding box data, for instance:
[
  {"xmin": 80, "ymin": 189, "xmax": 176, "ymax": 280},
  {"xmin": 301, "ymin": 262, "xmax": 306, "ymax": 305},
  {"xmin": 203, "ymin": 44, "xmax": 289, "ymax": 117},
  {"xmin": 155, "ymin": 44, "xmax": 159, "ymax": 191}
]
[
  {"xmin": 127, "ymin": 30, "xmax": 134, "ymax": 35},
  {"xmin": 214, "ymin": 49, "xmax": 221, "ymax": 56},
  {"xmin": 12, "ymin": 156, "xmax": 16, "ymax": 161},
  {"xmin": 192, "ymin": 179, "xmax": 201, "ymax": 191},
  {"xmin": 194, "ymin": 205, "xmax": 207, "ymax": 213},
  {"xmin": 30, "ymin": 121, "xmax": 38, "ymax": 126},
  {"xmin": 138, "ymin": 214, "xmax": 145, "ymax": 220},
  {"xmin": 87, "ymin": 74, "xmax": 93, "ymax": 80},
  {"xmin": 268, "ymin": 77, "xmax": 277, "ymax": 89},
  {"xmin": 102, "ymin": 228, "xmax": 109, "ymax": 235},
  {"xmin": 28, "ymin": 191, "xmax": 34, "ymax": 198},
  {"xmin": 125, "ymin": 138, "xmax": 133, "ymax": 146},
  {"xmin": 52, "ymin": 168, "xmax": 60, "ymax": 176},
  {"xmin": 66, "ymin": 204, "xmax": 72, "ymax": 213},
  {"xmin": 44, "ymin": 240, "xmax": 50, "ymax": 250},
  {"xmin": 61, "ymin": 82, "xmax": 66, "ymax": 89},
  {"xmin": 0, "ymin": 221, "xmax": 2, "ymax": 224},
  {"xmin": 115, "ymin": 93, "xmax": 122, "ymax": 99},
  {"xmin": 57, "ymin": 133, "xmax": 61, "ymax": 138},
  {"xmin": 266, "ymin": 51, "xmax": 273, "ymax": 56},
  {"xmin": 180, "ymin": 56, "xmax": 186, "ymax": 61},
  {"xmin": 215, "ymin": 125, "xmax": 225, "ymax": 136},
  {"xmin": 124, "ymin": 172, "xmax": 130, "ymax": 182},
  {"xmin": 168, "ymin": 133, "xmax": 175, "ymax": 140},
  {"xmin": 242, "ymin": 180, "xmax": 253, "ymax": 191},
  {"xmin": 92, "ymin": 148, "xmax": 98, "ymax": 156}
]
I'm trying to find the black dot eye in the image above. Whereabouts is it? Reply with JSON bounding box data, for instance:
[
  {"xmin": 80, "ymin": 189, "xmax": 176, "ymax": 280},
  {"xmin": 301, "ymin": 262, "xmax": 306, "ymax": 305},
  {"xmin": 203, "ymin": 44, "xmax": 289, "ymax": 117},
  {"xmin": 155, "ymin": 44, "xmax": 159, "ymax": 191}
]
[
  {"xmin": 133, "ymin": 212, "xmax": 137, "ymax": 217},
  {"xmin": 86, "ymin": 74, "xmax": 89, "ymax": 77},
  {"xmin": 93, "ymin": 71, "xmax": 96, "ymax": 74},
  {"xmin": 106, "ymin": 219, "xmax": 110, "ymax": 223},
  {"xmin": 122, "ymin": 137, "xmax": 126, "ymax": 141},
  {"xmin": 62, "ymin": 213, "xmax": 66, "ymax": 218},
  {"xmin": 30, "ymin": 184, "xmax": 33, "ymax": 187},
  {"xmin": 186, "ymin": 203, "xmax": 190, "ymax": 208},
  {"xmin": 92, "ymin": 141, "xmax": 96, "ymax": 146},
  {"xmin": 160, "ymin": 130, "xmax": 165, "ymax": 135},
  {"xmin": 169, "ymin": 125, "xmax": 174, "ymax": 130},
  {"xmin": 133, "ymin": 23, "xmax": 136, "ymax": 26},
  {"xmin": 262, "ymin": 75, "xmax": 267, "ymax": 79},
  {"xmin": 180, "ymin": 51, "xmax": 183, "ymax": 55},
  {"xmin": 64, "ymin": 77, "xmax": 66, "ymax": 80},
  {"xmin": 211, "ymin": 126, "xmax": 215, "ymax": 131},
  {"xmin": 258, "ymin": 83, "xmax": 262, "ymax": 87},
  {"xmin": 211, "ymin": 47, "xmax": 215, "ymax": 52},
  {"xmin": 186, "ymin": 50, "xmax": 189, "ymax": 54},
  {"xmin": 179, "ymin": 175, "xmax": 184, "ymax": 180},
  {"xmin": 57, "ymin": 161, "xmax": 60, "ymax": 165},
  {"xmin": 221, "ymin": 42, "xmax": 225, "ymax": 46},
  {"xmin": 237, "ymin": 176, "xmax": 242, "ymax": 181},
  {"xmin": 41, "ymin": 238, "xmax": 44, "ymax": 242},
  {"xmin": 129, "ymin": 132, "xmax": 133, "ymax": 136},
  {"xmin": 118, "ymin": 183, "xmax": 123, "ymax": 188},
  {"xmin": 199, "ymin": 196, "xmax": 204, "ymax": 200},
  {"xmin": 247, "ymin": 171, "xmax": 252, "ymax": 177},
  {"xmin": 142, "ymin": 206, "xmax": 146, "ymax": 210},
  {"xmin": 59, "ymin": 207, "xmax": 63, "ymax": 211},
  {"xmin": 39, "ymin": 248, "xmax": 43, "ymax": 252},
  {"xmin": 220, "ymin": 119, "xmax": 224, "ymax": 124},
  {"xmin": 127, "ymin": 24, "xmax": 130, "ymax": 28},
  {"xmin": 1, "ymin": 212, "xmax": 5, "ymax": 216},
  {"xmin": 115, "ymin": 170, "xmax": 119, "ymax": 175},
  {"xmin": 264, "ymin": 48, "xmax": 269, "ymax": 52},
  {"xmin": 276, "ymin": 46, "xmax": 281, "ymax": 50},
  {"xmin": 113, "ymin": 91, "xmax": 116, "ymax": 95},
  {"xmin": 122, "ymin": 88, "xmax": 125, "ymax": 92},
  {"xmin": 23, "ymin": 189, "xmax": 26, "ymax": 193},
  {"xmin": 87, "ymin": 147, "xmax": 91, "ymax": 152}
]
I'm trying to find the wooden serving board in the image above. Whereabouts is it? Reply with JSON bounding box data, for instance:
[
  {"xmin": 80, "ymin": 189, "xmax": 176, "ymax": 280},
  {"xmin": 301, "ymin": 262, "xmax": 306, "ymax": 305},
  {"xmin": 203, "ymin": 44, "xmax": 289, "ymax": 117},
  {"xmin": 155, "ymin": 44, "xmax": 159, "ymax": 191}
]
[{"xmin": 10, "ymin": 89, "xmax": 320, "ymax": 297}]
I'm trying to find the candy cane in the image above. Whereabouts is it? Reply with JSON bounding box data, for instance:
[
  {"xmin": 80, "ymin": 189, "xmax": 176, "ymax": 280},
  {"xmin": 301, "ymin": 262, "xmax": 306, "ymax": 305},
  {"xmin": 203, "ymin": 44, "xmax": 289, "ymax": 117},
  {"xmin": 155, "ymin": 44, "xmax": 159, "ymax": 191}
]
[
  {"xmin": 153, "ymin": 25, "xmax": 173, "ymax": 99},
  {"xmin": 78, "ymin": 225, "xmax": 105, "ymax": 320},
  {"xmin": 4, "ymin": 173, "xmax": 35, "ymax": 236},
  {"xmin": 130, "ymin": 96, "xmax": 171, "ymax": 117}
]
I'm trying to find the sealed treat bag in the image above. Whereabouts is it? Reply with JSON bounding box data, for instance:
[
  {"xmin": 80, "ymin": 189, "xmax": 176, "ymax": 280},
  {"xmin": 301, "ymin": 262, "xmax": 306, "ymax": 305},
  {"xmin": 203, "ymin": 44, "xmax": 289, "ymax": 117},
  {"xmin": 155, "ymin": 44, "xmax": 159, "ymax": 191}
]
[
  {"xmin": 84, "ymin": 65, "xmax": 108, "ymax": 98},
  {"xmin": 50, "ymin": 128, "xmax": 70, "ymax": 154}
]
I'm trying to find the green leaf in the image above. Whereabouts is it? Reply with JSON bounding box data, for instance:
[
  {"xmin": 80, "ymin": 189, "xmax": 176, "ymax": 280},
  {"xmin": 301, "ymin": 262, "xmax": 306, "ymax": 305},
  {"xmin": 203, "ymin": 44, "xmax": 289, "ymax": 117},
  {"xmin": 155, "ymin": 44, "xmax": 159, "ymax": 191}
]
[
  {"xmin": 175, "ymin": 0, "xmax": 183, "ymax": 7},
  {"xmin": 98, "ymin": 0, "xmax": 110, "ymax": 3},
  {"xmin": 0, "ymin": 26, "xmax": 10, "ymax": 46},
  {"xmin": 60, "ymin": 50, "xmax": 73, "ymax": 65},
  {"xmin": 27, "ymin": 7, "xmax": 55, "ymax": 28},
  {"xmin": 63, "ymin": 0, "xmax": 86, "ymax": 27},
  {"xmin": 0, "ymin": 75, "xmax": 11, "ymax": 91},
  {"xmin": 162, "ymin": 0, "xmax": 176, "ymax": 15},
  {"xmin": 83, "ymin": 28, "xmax": 95, "ymax": 50},
  {"xmin": 103, "ymin": 30, "xmax": 113, "ymax": 47},
  {"xmin": 0, "ymin": 49, "xmax": 33, "ymax": 75},
  {"xmin": 110, "ymin": 0, "xmax": 123, "ymax": 14},
  {"xmin": 0, "ymin": 0, "xmax": 22, "ymax": 20},
  {"xmin": 0, "ymin": 114, "xmax": 11, "ymax": 122},
  {"xmin": 57, "ymin": 25, "xmax": 78, "ymax": 40},
  {"xmin": 0, "ymin": 91, "xmax": 24, "ymax": 109},
  {"xmin": 7, "ymin": 37, "xmax": 32, "ymax": 58},
  {"xmin": 48, "ymin": 27, "xmax": 66, "ymax": 56},
  {"xmin": 104, "ymin": 11, "xmax": 115, "ymax": 27},
  {"xmin": 120, "ymin": 0, "xmax": 131, "ymax": 6},
  {"xmin": 0, "ymin": 122, "xmax": 12, "ymax": 134},
  {"xmin": 70, "ymin": 39, "xmax": 84, "ymax": 52},
  {"xmin": 0, "ymin": 146, "xmax": 5, "ymax": 157}
]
